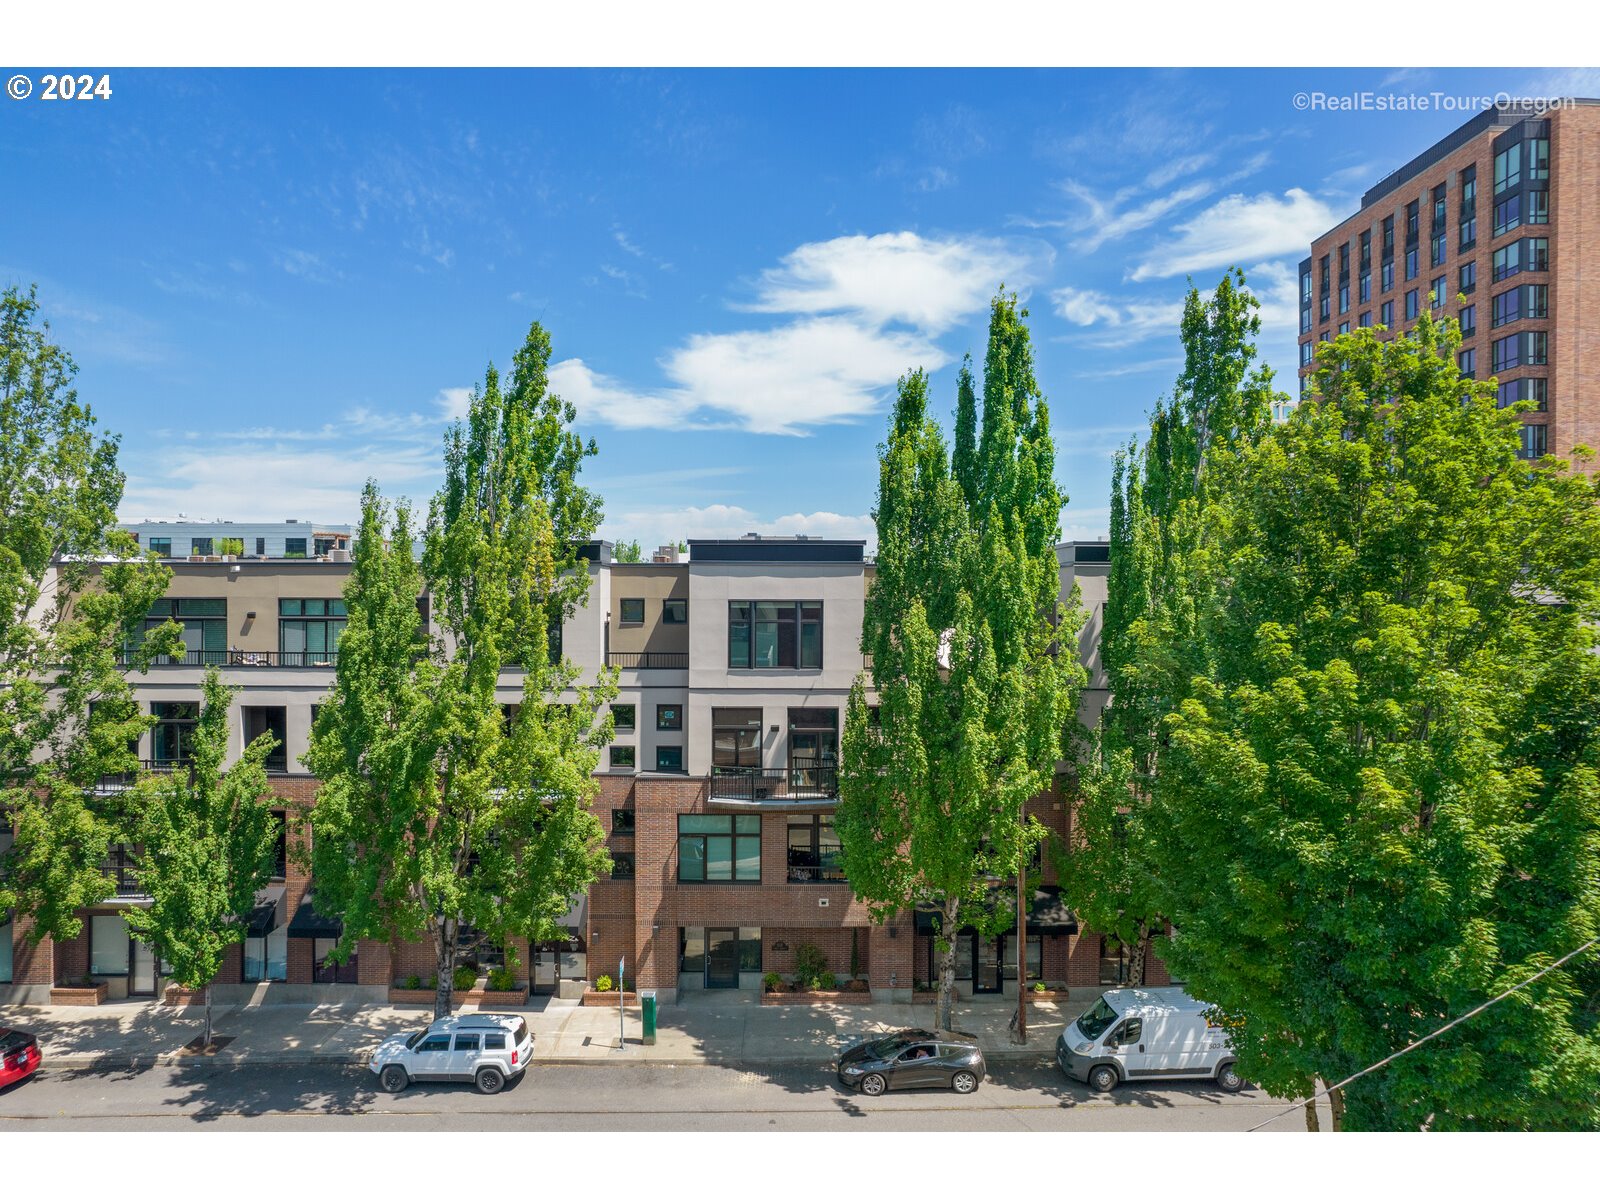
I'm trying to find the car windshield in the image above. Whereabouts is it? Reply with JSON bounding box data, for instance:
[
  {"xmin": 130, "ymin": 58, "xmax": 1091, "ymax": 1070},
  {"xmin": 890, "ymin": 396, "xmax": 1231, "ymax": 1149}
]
[
  {"xmin": 1076, "ymin": 998, "xmax": 1118, "ymax": 1041},
  {"xmin": 405, "ymin": 1030, "xmax": 428, "ymax": 1050}
]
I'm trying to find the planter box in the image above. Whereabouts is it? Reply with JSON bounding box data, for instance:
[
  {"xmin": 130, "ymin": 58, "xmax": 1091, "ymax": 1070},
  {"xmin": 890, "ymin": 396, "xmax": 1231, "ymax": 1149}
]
[
  {"xmin": 476, "ymin": 988, "xmax": 529, "ymax": 1007},
  {"xmin": 761, "ymin": 989, "xmax": 872, "ymax": 1005},
  {"xmin": 162, "ymin": 984, "xmax": 205, "ymax": 1007},
  {"xmin": 51, "ymin": 982, "xmax": 109, "ymax": 1006},
  {"xmin": 1026, "ymin": 989, "xmax": 1069, "ymax": 1003},
  {"xmin": 581, "ymin": 990, "xmax": 638, "ymax": 1006}
]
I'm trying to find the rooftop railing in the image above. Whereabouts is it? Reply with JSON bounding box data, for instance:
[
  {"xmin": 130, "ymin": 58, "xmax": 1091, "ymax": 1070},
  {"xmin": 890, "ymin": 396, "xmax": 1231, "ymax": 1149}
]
[
  {"xmin": 120, "ymin": 650, "xmax": 340, "ymax": 668},
  {"xmin": 709, "ymin": 761, "xmax": 838, "ymax": 802}
]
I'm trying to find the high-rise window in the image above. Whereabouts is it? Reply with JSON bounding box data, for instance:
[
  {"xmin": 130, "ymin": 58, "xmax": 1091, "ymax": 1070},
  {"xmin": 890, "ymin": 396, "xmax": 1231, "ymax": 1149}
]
[
  {"xmin": 242, "ymin": 706, "xmax": 288, "ymax": 772},
  {"xmin": 1459, "ymin": 262, "xmax": 1476, "ymax": 294},
  {"xmin": 712, "ymin": 707, "xmax": 763, "ymax": 770},
  {"xmin": 1518, "ymin": 424, "xmax": 1547, "ymax": 460},
  {"xmin": 1527, "ymin": 191, "xmax": 1549, "ymax": 225},
  {"xmin": 1430, "ymin": 277, "xmax": 1446, "ymax": 309},
  {"xmin": 1381, "ymin": 215, "xmax": 1395, "ymax": 260},
  {"xmin": 1432, "ymin": 184, "xmax": 1447, "ymax": 228},
  {"xmin": 1493, "ymin": 194, "xmax": 1522, "ymax": 238},
  {"xmin": 152, "ymin": 701, "xmax": 199, "ymax": 764},
  {"xmin": 1495, "ymin": 143, "xmax": 1522, "ymax": 192},
  {"xmin": 1458, "ymin": 348, "xmax": 1475, "ymax": 378},
  {"xmin": 1300, "ymin": 342, "xmax": 1315, "ymax": 366},
  {"xmin": 1381, "ymin": 261, "xmax": 1394, "ymax": 292},
  {"xmin": 1339, "ymin": 285, "xmax": 1349, "ymax": 314},
  {"xmin": 727, "ymin": 602, "xmax": 823, "ymax": 669},
  {"xmin": 1380, "ymin": 301, "xmax": 1394, "ymax": 327},
  {"xmin": 1431, "ymin": 233, "xmax": 1446, "ymax": 267},
  {"xmin": 786, "ymin": 814, "xmax": 844, "ymax": 884},
  {"xmin": 1527, "ymin": 137, "xmax": 1549, "ymax": 182},
  {"xmin": 1497, "ymin": 377, "xmax": 1548, "ymax": 411},
  {"xmin": 1359, "ymin": 311, "xmax": 1372, "ymax": 328},
  {"xmin": 1405, "ymin": 289, "xmax": 1419, "ymax": 320},
  {"xmin": 1459, "ymin": 304, "xmax": 1476, "ymax": 337},
  {"xmin": 1406, "ymin": 200, "xmax": 1420, "ymax": 241},
  {"xmin": 1359, "ymin": 273, "xmax": 1370, "ymax": 304}
]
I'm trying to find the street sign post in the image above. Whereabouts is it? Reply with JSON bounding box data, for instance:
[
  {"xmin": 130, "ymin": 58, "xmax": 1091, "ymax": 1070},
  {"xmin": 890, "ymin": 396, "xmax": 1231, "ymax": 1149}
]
[{"xmin": 619, "ymin": 956, "xmax": 626, "ymax": 1049}]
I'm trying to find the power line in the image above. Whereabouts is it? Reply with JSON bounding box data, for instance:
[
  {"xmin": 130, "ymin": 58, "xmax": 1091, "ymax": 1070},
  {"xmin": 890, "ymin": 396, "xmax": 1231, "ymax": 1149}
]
[{"xmin": 1245, "ymin": 933, "xmax": 1600, "ymax": 1132}]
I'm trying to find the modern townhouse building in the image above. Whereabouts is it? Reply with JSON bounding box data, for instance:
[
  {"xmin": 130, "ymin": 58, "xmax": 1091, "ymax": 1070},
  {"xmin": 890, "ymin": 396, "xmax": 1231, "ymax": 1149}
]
[
  {"xmin": 1297, "ymin": 99, "xmax": 1600, "ymax": 462},
  {"xmin": 1, "ymin": 529, "xmax": 1168, "ymax": 1005}
]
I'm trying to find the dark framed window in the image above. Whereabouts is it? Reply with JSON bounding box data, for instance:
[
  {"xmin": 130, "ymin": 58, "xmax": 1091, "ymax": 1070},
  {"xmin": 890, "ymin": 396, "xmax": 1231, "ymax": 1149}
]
[
  {"xmin": 242, "ymin": 706, "xmax": 288, "ymax": 773},
  {"xmin": 152, "ymin": 701, "xmax": 199, "ymax": 764},
  {"xmin": 255, "ymin": 537, "xmax": 266, "ymax": 556},
  {"xmin": 1493, "ymin": 194, "xmax": 1522, "ymax": 238},
  {"xmin": 786, "ymin": 814, "xmax": 844, "ymax": 883},
  {"xmin": 739, "ymin": 927, "xmax": 761, "ymax": 971},
  {"xmin": 611, "ymin": 704, "xmax": 635, "ymax": 732},
  {"xmin": 269, "ymin": 810, "xmax": 287, "ymax": 878},
  {"xmin": 712, "ymin": 707, "xmax": 762, "ymax": 770},
  {"xmin": 620, "ymin": 598, "xmax": 645, "ymax": 625},
  {"xmin": 1459, "ymin": 262, "xmax": 1476, "ymax": 294},
  {"xmin": 1380, "ymin": 301, "xmax": 1393, "ymax": 327},
  {"xmin": 284, "ymin": 537, "xmax": 307, "ymax": 557},
  {"xmin": 279, "ymin": 598, "xmax": 347, "ymax": 664},
  {"xmin": 677, "ymin": 813, "xmax": 761, "ymax": 883},
  {"xmin": 1405, "ymin": 247, "xmax": 1418, "ymax": 281},
  {"xmin": 609, "ymin": 745, "xmax": 636, "ymax": 770},
  {"xmin": 727, "ymin": 601, "xmax": 823, "ymax": 669},
  {"xmin": 1359, "ymin": 274, "xmax": 1370, "ymax": 304},
  {"xmin": 1099, "ymin": 936, "xmax": 1130, "ymax": 986},
  {"xmin": 1459, "ymin": 304, "xmax": 1476, "ymax": 337},
  {"xmin": 1338, "ymin": 285, "xmax": 1348, "ymax": 314},
  {"xmin": 148, "ymin": 537, "xmax": 171, "ymax": 557},
  {"xmin": 612, "ymin": 808, "xmax": 636, "ymax": 835},
  {"xmin": 662, "ymin": 599, "xmax": 687, "ymax": 624},
  {"xmin": 135, "ymin": 597, "xmax": 227, "ymax": 663},
  {"xmin": 1430, "ymin": 276, "xmax": 1446, "ymax": 310},
  {"xmin": 611, "ymin": 852, "xmax": 635, "ymax": 880},
  {"xmin": 1431, "ymin": 233, "xmax": 1445, "ymax": 268},
  {"xmin": 655, "ymin": 746, "xmax": 684, "ymax": 773},
  {"xmin": 1358, "ymin": 312, "xmax": 1372, "ymax": 329},
  {"xmin": 1381, "ymin": 261, "xmax": 1394, "ymax": 292},
  {"xmin": 656, "ymin": 704, "xmax": 682, "ymax": 731},
  {"xmin": 1458, "ymin": 348, "xmax": 1476, "ymax": 378},
  {"xmin": 1519, "ymin": 424, "xmax": 1548, "ymax": 460},
  {"xmin": 191, "ymin": 537, "xmax": 214, "ymax": 556},
  {"xmin": 1497, "ymin": 377, "xmax": 1548, "ymax": 411},
  {"xmin": 312, "ymin": 937, "xmax": 358, "ymax": 984},
  {"xmin": 1495, "ymin": 142, "xmax": 1522, "ymax": 192},
  {"xmin": 1405, "ymin": 290, "xmax": 1419, "ymax": 321}
]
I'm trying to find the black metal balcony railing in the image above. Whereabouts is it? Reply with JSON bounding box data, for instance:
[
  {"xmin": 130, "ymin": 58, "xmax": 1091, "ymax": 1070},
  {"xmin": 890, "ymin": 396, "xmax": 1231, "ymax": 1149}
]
[
  {"xmin": 786, "ymin": 859, "xmax": 848, "ymax": 884},
  {"xmin": 121, "ymin": 649, "xmax": 340, "ymax": 668},
  {"xmin": 95, "ymin": 759, "xmax": 186, "ymax": 790},
  {"xmin": 102, "ymin": 844, "xmax": 145, "ymax": 896},
  {"xmin": 606, "ymin": 651, "xmax": 688, "ymax": 670},
  {"xmin": 710, "ymin": 761, "xmax": 838, "ymax": 802}
]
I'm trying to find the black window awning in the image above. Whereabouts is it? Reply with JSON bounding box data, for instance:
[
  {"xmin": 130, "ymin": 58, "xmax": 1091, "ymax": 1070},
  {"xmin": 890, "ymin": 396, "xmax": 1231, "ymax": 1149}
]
[
  {"xmin": 244, "ymin": 885, "xmax": 286, "ymax": 937},
  {"xmin": 912, "ymin": 885, "xmax": 1078, "ymax": 936},
  {"xmin": 287, "ymin": 891, "xmax": 343, "ymax": 939}
]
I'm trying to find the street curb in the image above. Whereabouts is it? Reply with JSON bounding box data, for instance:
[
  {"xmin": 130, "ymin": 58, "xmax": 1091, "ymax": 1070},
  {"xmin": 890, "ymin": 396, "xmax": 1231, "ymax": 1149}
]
[{"xmin": 44, "ymin": 1048, "xmax": 1058, "ymax": 1071}]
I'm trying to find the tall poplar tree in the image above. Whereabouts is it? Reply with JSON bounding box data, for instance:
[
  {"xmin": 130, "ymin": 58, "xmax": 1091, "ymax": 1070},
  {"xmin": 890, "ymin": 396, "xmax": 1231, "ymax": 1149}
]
[
  {"xmin": 1060, "ymin": 270, "xmax": 1277, "ymax": 985},
  {"xmin": 307, "ymin": 322, "xmax": 615, "ymax": 1019},
  {"xmin": 838, "ymin": 291, "xmax": 1084, "ymax": 1032},
  {"xmin": 1150, "ymin": 312, "xmax": 1600, "ymax": 1130},
  {"xmin": 0, "ymin": 284, "xmax": 179, "ymax": 944},
  {"xmin": 125, "ymin": 668, "xmax": 279, "ymax": 1047}
]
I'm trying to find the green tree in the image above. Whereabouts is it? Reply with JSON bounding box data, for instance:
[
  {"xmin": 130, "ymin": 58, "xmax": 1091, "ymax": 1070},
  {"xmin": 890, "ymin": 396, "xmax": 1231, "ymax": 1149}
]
[
  {"xmin": 125, "ymin": 668, "xmax": 278, "ymax": 1047},
  {"xmin": 308, "ymin": 322, "xmax": 615, "ymax": 1019},
  {"xmin": 0, "ymin": 284, "xmax": 179, "ymax": 944},
  {"xmin": 1148, "ymin": 311, "xmax": 1600, "ymax": 1130},
  {"xmin": 1060, "ymin": 271, "xmax": 1278, "ymax": 986},
  {"xmin": 614, "ymin": 539, "xmax": 642, "ymax": 563},
  {"xmin": 837, "ymin": 291, "xmax": 1084, "ymax": 1032}
]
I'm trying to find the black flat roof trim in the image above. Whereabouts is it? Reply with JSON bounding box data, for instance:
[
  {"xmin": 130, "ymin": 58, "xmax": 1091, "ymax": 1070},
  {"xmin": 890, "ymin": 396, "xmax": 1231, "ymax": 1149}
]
[{"xmin": 690, "ymin": 540, "xmax": 865, "ymax": 563}]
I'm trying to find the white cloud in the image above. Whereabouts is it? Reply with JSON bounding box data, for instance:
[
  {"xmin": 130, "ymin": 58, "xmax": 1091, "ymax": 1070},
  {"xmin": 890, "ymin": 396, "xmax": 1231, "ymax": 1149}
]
[
  {"xmin": 548, "ymin": 358, "xmax": 704, "ymax": 432},
  {"xmin": 1143, "ymin": 154, "xmax": 1214, "ymax": 191},
  {"xmin": 1073, "ymin": 182, "xmax": 1214, "ymax": 254},
  {"xmin": 744, "ymin": 231, "xmax": 1032, "ymax": 334},
  {"xmin": 435, "ymin": 387, "xmax": 473, "ymax": 422},
  {"xmin": 1051, "ymin": 286, "xmax": 1185, "ymax": 348},
  {"xmin": 1129, "ymin": 189, "xmax": 1339, "ymax": 282},
  {"xmin": 275, "ymin": 249, "xmax": 342, "ymax": 284}
]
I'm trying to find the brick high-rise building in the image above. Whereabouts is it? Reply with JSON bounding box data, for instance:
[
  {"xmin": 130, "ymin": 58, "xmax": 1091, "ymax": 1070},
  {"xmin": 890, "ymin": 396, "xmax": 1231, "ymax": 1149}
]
[{"xmin": 1297, "ymin": 99, "xmax": 1600, "ymax": 462}]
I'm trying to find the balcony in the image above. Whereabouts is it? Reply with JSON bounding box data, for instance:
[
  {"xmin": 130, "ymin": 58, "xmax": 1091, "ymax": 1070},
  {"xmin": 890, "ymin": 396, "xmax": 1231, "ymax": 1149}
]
[
  {"xmin": 95, "ymin": 759, "xmax": 186, "ymax": 792},
  {"xmin": 120, "ymin": 649, "xmax": 340, "ymax": 669},
  {"xmin": 709, "ymin": 760, "xmax": 838, "ymax": 807},
  {"xmin": 606, "ymin": 651, "xmax": 688, "ymax": 670},
  {"xmin": 786, "ymin": 860, "xmax": 847, "ymax": 885},
  {"xmin": 101, "ymin": 844, "xmax": 147, "ymax": 899}
]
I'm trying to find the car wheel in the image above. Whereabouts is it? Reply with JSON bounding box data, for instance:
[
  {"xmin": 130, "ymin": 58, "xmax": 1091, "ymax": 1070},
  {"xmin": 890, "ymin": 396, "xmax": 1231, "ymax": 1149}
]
[
  {"xmin": 1216, "ymin": 1061, "xmax": 1244, "ymax": 1093},
  {"xmin": 1088, "ymin": 1064, "xmax": 1120, "ymax": 1093},
  {"xmin": 951, "ymin": 1070, "xmax": 978, "ymax": 1094},
  {"xmin": 379, "ymin": 1064, "xmax": 408, "ymax": 1094},
  {"xmin": 475, "ymin": 1066, "xmax": 505, "ymax": 1095},
  {"xmin": 859, "ymin": 1072, "xmax": 887, "ymax": 1097}
]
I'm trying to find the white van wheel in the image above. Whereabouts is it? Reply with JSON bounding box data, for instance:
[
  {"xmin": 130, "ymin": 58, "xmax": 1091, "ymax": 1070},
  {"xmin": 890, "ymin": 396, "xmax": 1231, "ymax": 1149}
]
[
  {"xmin": 1216, "ymin": 1062, "xmax": 1244, "ymax": 1093},
  {"xmin": 1088, "ymin": 1064, "xmax": 1120, "ymax": 1093}
]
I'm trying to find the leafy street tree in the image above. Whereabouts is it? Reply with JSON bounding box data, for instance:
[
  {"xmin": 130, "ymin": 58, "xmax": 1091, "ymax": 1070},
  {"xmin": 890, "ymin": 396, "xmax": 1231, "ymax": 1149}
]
[
  {"xmin": 838, "ymin": 291, "xmax": 1085, "ymax": 1033},
  {"xmin": 125, "ymin": 668, "xmax": 279, "ymax": 1047},
  {"xmin": 0, "ymin": 284, "xmax": 180, "ymax": 945},
  {"xmin": 1148, "ymin": 311, "xmax": 1600, "ymax": 1130},
  {"xmin": 1059, "ymin": 271, "xmax": 1277, "ymax": 986},
  {"xmin": 308, "ymin": 322, "xmax": 615, "ymax": 1019},
  {"xmin": 614, "ymin": 539, "xmax": 643, "ymax": 563}
]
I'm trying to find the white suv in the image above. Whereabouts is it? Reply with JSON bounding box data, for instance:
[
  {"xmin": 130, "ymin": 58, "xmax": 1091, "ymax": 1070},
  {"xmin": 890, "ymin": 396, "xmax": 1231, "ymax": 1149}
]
[{"xmin": 370, "ymin": 1013, "xmax": 533, "ymax": 1095}]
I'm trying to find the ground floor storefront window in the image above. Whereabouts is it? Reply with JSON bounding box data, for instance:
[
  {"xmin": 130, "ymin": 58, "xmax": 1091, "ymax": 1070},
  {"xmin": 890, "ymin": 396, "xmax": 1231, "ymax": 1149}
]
[
  {"xmin": 244, "ymin": 927, "xmax": 288, "ymax": 982},
  {"xmin": 679, "ymin": 926, "xmax": 760, "ymax": 988},
  {"xmin": 922, "ymin": 931, "xmax": 1045, "ymax": 993}
]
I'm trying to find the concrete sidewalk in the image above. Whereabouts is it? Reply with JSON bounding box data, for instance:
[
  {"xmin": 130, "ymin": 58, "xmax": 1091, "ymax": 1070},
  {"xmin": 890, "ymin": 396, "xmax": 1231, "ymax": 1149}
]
[{"xmin": 0, "ymin": 990, "xmax": 1096, "ymax": 1071}]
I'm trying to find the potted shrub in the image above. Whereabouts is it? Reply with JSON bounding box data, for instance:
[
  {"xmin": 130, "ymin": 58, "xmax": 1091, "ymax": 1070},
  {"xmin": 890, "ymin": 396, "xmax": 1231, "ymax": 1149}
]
[
  {"xmin": 793, "ymin": 943, "xmax": 827, "ymax": 991},
  {"xmin": 218, "ymin": 537, "xmax": 244, "ymax": 561},
  {"xmin": 762, "ymin": 971, "xmax": 783, "ymax": 993}
]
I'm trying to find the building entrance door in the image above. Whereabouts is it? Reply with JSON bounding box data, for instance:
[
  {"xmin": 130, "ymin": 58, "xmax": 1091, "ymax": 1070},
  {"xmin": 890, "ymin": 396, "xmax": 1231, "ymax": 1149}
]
[
  {"xmin": 706, "ymin": 928, "xmax": 740, "ymax": 988},
  {"xmin": 130, "ymin": 938, "xmax": 157, "ymax": 996},
  {"xmin": 973, "ymin": 935, "xmax": 1003, "ymax": 994}
]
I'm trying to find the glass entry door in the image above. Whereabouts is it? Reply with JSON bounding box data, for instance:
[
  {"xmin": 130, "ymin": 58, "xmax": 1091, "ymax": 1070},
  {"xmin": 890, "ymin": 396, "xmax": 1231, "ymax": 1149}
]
[
  {"xmin": 130, "ymin": 938, "xmax": 156, "ymax": 995},
  {"xmin": 973, "ymin": 935, "xmax": 1003, "ymax": 994},
  {"xmin": 706, "ymin": 928, "xmax": 740, "ymax": 988}
]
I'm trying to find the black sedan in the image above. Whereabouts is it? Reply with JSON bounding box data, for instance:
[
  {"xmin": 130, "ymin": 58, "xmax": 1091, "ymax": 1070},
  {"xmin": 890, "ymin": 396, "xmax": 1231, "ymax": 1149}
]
[{"xmin": 836, "ymin": 1028, "xmax": 986, "ymax": 1096}]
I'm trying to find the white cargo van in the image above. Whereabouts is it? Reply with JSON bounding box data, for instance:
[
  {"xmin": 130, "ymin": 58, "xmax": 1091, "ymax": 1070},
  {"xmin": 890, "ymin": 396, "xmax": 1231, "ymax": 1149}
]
[{"xmin": 1055, "ymin": 986, "xmax": 1243, "ymax": 1094}]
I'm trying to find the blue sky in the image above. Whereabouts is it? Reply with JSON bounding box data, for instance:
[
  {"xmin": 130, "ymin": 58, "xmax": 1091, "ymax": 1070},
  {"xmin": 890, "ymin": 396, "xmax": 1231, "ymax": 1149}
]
[{"xmin": 5, "ymin": 66, "xmax": 1594, "ymax": 547}]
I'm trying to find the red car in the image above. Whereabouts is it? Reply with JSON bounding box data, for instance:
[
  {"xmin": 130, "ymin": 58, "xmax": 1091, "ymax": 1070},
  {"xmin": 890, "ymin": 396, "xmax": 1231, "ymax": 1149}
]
[{"xmin": 0, "ymin": 1029, "xmax": 41, "ymax": 1088}]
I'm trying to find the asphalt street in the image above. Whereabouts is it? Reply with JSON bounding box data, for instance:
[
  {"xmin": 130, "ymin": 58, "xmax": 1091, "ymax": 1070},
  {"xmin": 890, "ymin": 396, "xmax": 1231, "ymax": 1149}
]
[{"xmin": 0, "ymin": 1057, "xmax": 1302, "ymax": 1131}]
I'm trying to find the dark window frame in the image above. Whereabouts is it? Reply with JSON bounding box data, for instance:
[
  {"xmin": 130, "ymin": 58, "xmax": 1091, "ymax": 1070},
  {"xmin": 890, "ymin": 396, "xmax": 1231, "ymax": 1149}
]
[
  {"xmin": 726, "ymin": 601, "xmax": 824, "ymax": 670},
  {"xmin": 611, "ymin": 703, "xmax": 636, "ymax": 733},
  {"xmin": 620, "ymin": 598, "xmax": 645, "ymax": 625},
  {"xmin": 662, "ymin": 598, "xmax": 687, "ymax": 624},
  {"xmin": 655, "ymin": 745, "xmax": 685, "ymax": 773},
  {"xmin": 656, "ymin": 704, "xmax": 682, "ymax": 731},
  {"xmin": 677, "ymin": 813, "xmax": 761, "ymax": 884},
  {"xmin": 608, "ymin": 744, "xmax": 636, "ymax": 770}
]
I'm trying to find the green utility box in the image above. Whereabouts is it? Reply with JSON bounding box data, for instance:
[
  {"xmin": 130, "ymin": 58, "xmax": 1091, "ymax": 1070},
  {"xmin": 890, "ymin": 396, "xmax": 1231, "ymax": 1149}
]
[{"xmin": 641, "ymin": 990, "xmax": 658, "ymax": 1045}]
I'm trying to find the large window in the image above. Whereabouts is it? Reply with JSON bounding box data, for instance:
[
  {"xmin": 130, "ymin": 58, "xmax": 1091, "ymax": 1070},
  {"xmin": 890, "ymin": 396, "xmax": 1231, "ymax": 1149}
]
[
  {"xmin": 608, "ymin": 745, "xmax": 636, "ymax": 770},
  {"xmin": 656, "ymin": 704, "xmax": 682, "ymax": 731},
  {"xmin": 90, "ymin": 913, "xmax": 131, "ymax": 975},
  {"xmin": 279, "ymin": 598, "xmax": 346, "ymax": 664},
  {"xmin": 148, "ymin": 537, "xmax": 171, "ymax": 557},
  {"xmin": 1519, "ymin": 424, "xmax": 1548, "ymax": 460},
  {"xmin": 712, "ymin": 707, "xmax": 763, "ymax": 770},
  {"xmin": 136, "ymin": 597, "xmax": 227, "ymax": 663},
  {"xmin": 655, "ymin": 746, "xmax": 684, "ymax": 773},
  {"xmin": 611, "ymin": 704, "xmax": 636, "ymax": 732},
  {"xmin": 786, "ymin": 814, "xmax": 844, "ymax": 883},
  {"xmin": 1459, "ymin": 304, "xmax": 1476, "ymax": 337},
  {"xmin": 1495, "ymin": 142, "xmax": 1522, "ymax": 192},
  {"xmin": 662, "ymin": 599, "xmax": 687, "ymax": 624},
  {"xmin": 1492, "ymin": 237, "xmax": 1548, "ymax": 283},
  {"xmin": 620, "ymin": 598, "xmax": 645, "ymax": 625},
  {"xmin": 727, "ymin": 601, "xmax": 823, "ymax": 669},
  {"xmin": 1459, "ymin": 262, "xmax": 1476, "ymax": 294},
  {"xmin": 244, "ymin": 927, "xmax": 287, "ymax": 982},
  {"xmin": 678, "ymin": 813, "xmax": 761, "ymax": 882},
  {"xmin": 1492, "ymin": 332, "xmax": 1548, "ymax": 374},
  {"xmin": 1497, "ymin": 377, "xmax": 1548, "ymax": 411},
  {"xmin": 152, "ymin": 701, "xmax": 199, "ymax": 764}
]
